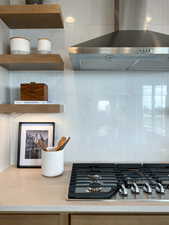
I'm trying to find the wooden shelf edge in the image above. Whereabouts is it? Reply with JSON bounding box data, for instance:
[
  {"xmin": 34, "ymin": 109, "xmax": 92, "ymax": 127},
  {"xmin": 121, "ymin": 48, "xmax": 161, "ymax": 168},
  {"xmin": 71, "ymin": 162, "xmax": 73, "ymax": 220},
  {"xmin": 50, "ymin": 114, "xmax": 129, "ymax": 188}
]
[
  {"xmin": 0, "ymin": 54, "xmax": 64, "ymax": 71},
  {"xmin": 0, "ymin": 4, "xmax": 62, "ymax": 14},
  {"xmin": 0, "ymin": 4, "xmax": 64, "ymax": 29},
  {"xmin": 0, "ymin": 104, "xmax": 64, "ymax": 114}
]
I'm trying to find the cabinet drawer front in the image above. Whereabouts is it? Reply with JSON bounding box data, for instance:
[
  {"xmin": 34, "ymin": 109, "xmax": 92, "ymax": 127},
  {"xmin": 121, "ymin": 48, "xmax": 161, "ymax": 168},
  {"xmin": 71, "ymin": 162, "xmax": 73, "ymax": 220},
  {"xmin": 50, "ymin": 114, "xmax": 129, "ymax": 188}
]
[
  {"xmin": 0, "ymin": 214, "xmax": 59, "ymax": 225},
  {"xmin": 71, "ymin": 214, "xmax": 169, "ymax": 225}
]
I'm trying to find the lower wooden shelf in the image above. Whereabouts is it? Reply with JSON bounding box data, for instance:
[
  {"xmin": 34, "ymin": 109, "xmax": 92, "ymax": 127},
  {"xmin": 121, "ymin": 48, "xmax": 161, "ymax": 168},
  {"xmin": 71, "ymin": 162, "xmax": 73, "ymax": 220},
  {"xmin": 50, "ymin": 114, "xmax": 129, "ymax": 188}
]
[{"xmin": 0, "ymin": 104, "xmax": 64, "ymax": 113}]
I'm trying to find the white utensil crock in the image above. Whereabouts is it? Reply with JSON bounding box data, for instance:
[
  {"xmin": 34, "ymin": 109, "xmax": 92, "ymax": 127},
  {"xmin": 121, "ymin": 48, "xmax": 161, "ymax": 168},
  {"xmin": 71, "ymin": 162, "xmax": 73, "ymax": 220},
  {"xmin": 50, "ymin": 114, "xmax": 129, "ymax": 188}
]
[{"xmin": 42, "ymin": 148, "xmax": 64, "ymax": 177}]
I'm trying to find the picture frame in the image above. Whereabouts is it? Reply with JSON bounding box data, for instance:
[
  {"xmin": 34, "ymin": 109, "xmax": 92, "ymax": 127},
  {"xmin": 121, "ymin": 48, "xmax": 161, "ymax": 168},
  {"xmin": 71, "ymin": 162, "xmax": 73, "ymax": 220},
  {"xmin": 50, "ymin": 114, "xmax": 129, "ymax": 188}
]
[{"xmin": 17, "ymin": 122, "xmax": 55, "ymax": 168}]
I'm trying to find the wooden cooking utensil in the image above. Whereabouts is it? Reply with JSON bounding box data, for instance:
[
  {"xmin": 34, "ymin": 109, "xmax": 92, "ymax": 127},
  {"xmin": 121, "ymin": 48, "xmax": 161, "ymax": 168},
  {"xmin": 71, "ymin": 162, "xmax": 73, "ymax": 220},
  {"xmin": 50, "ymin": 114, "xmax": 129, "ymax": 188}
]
[
  {"xmin": 37, "ymin": 139, "xmax": 48, "ymax": 151},
  {"xmin": 56, "ymin": 137, "xmax": 71, "ymax": 151},
  {"xmin": 54, "ymin": 136, "xmax": 67, "ymax": 151}
]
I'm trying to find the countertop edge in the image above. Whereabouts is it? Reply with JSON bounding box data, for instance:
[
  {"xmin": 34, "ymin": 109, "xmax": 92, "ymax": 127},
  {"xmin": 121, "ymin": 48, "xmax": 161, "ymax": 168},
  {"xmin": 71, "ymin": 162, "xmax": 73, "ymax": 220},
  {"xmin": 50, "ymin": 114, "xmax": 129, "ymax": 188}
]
[{"xmin": 1, "ymin": 205, "xmax": 169, "ymax": 213}]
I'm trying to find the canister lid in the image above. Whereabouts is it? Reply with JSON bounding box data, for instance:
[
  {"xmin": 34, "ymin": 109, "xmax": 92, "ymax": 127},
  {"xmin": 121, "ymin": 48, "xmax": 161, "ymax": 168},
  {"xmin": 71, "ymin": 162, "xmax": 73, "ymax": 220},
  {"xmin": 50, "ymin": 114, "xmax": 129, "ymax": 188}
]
[
  {"xmin": 10, "ymin": 37, "xmax": 30, "ymax": 41},
  {"xmin": 38, "ymin": 38, "xmax": 51, "ymax": 41}
]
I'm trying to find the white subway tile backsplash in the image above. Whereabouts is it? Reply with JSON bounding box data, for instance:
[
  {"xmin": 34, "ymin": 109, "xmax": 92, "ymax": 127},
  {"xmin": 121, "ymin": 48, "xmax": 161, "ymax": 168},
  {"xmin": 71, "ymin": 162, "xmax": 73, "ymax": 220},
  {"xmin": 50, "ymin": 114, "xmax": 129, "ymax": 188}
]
[{"xmin": 9, "ymin": 71, "xmax": 169, "ymax": 163}]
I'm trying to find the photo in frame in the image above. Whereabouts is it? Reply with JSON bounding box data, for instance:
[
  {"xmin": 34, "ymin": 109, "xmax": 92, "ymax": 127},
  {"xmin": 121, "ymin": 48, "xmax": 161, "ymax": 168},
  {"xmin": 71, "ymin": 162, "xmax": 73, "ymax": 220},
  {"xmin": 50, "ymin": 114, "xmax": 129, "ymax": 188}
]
[{"xmin": 17, "ymin": 122, "xmax": 55, "ymax": 168}]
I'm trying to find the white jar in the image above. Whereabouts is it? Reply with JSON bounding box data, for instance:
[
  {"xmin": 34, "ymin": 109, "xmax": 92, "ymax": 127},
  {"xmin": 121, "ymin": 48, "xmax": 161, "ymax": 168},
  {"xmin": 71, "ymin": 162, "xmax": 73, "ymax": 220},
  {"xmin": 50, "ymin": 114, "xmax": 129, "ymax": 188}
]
[
  {"xmin": 37, "ymin": 38, "xmax": 52, "ymax": 54},
  {"xmin": 41, "ymin": 148, "xmax": 64, "ymax": 177},
  {"xmin": 10, "ymin": 37, "xmax": 31, "ymax": 55}
]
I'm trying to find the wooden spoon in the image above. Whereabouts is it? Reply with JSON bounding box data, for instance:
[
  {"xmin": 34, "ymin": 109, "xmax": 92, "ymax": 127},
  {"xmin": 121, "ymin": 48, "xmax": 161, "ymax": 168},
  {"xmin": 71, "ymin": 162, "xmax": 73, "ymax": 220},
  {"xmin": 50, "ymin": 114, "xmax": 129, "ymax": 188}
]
[
  {"xmin": 37, "ymin": 139, "xmax": 48, "ymax": 151},
  {"xmin": 54, "ymin": 136, "xmax": 67, "ymax": 151},
  {"xmin": 56, "ymin": 137, "xmax": 71, "ymax": 151}
]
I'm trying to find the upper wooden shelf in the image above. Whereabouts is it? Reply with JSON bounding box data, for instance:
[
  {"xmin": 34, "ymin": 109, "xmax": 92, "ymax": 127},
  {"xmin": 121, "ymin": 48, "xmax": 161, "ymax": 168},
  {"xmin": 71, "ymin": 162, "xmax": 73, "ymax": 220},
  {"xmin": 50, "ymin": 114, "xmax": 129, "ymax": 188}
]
[
  {"xmin": 0, "ymin": 4, "xmax": 64, "ymax": 29},
  {"xmin": 0, "ymin": 54, "xmax": 64, "ymax": 71},
  {"xmin": 0, "ymin": 104, "xmax": 64, "ymax": 113}
]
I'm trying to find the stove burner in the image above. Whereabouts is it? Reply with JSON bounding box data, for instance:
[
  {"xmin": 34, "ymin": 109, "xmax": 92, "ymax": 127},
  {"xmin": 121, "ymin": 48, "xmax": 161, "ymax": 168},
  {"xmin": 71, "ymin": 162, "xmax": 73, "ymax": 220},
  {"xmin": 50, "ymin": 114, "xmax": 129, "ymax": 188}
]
[
  {"xmin": 88, "ymin": 174, "xmax": 101, "ymax": 181},
  {"xmin": 87, "ymin": 174, "xmax": 102, "ymax": 192},
  {"xmin": 88, "ymin": 182, "xmax": 102, "ymax": 192}
]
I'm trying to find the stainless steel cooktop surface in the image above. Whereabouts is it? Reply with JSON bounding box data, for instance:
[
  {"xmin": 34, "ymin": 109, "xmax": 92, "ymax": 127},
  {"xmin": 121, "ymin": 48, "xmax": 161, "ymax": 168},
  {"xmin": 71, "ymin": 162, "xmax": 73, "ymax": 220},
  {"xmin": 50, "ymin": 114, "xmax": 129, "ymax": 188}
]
[{"xmin": 68, "ymin": 163, "xmax": 169, "ymax": 201}]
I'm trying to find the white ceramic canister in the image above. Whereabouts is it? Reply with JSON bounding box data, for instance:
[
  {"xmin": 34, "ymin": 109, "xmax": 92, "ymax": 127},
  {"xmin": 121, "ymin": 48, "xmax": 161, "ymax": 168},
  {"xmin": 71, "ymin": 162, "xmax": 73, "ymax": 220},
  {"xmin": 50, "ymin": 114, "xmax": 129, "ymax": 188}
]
[
  {"xmin": 10, "ymin": 37, "xmax": 31, "ymax": 55},
  {"xmin": 41, "ymin": 148, "xmax": 64, "ymax": 177},
  {"xmin": 37, "ymin": 38, "xmax": 52, "ymax": 54}
]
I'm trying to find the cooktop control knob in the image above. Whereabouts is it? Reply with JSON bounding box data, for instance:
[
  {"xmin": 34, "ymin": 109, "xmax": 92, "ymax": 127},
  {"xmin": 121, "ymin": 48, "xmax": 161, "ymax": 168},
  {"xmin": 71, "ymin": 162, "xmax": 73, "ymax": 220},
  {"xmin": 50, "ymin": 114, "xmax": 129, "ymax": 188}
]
[
  {"xmin": 131, "ymin": 182, "xmax": 140, "ymax": 194},
  {"xmin": 119, "ymin": 184, "xmax": 128, "ymax": 196},
  {"xmin": 143, "ymin": 182, "xmax": 152, "ymax": 194},
  {"xmin": 156, "ymin": 183, "xmax": 165, "ymax": 194}
]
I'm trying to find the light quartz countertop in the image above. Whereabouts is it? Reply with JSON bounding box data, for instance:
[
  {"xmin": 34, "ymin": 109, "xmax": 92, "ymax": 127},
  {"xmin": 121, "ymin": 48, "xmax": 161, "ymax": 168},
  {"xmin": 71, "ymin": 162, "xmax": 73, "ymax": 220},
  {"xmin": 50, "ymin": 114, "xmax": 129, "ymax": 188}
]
[{"xmin": 1, "ymin": 165, "xmax": 169, "ymax": 213}]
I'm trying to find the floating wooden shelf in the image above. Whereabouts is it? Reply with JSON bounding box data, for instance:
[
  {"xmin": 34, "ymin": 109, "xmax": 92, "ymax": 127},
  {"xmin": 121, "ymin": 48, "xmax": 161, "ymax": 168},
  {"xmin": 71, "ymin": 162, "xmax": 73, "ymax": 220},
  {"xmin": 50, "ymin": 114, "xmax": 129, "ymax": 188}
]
[
  {"xmin": 0, "ymin": 4, "xmax": 64, "ymax": 29},
  {"xmin": 0, "ymin": 54, "xmax": 64, "ymax": 71},
  {"xmin": 0, "ymin": 104, "xmax": 64, "ymax": 113}
]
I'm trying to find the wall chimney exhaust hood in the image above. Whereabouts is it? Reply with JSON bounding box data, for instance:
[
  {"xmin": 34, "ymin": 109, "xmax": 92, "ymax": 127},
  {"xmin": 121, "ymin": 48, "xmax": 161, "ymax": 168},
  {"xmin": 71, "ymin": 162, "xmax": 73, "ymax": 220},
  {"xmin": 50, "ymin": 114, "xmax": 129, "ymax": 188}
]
[{"xmin": 69, "ymin": 0, "xmax": 169, "ymax": 71}]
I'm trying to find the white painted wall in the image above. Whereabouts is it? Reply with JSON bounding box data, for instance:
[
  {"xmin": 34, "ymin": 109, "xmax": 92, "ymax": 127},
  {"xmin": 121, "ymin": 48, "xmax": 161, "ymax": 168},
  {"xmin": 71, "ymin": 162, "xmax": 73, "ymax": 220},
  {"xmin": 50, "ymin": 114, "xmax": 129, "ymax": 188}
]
[
  {"xmin": 0, "ymin": 19, "xmax": 10, "ymax": 171},
  {"xmin": 5, "ymin": 0, "xmax": 169, "ymax": 165}
]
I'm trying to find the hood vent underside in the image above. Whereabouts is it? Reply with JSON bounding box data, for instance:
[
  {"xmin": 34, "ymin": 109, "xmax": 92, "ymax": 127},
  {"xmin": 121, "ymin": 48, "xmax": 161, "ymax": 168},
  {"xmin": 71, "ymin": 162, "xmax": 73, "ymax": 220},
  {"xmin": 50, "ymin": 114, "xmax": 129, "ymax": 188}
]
[{"xmin": 69, "ymin": 30, "xmax": 169, "ymax": 71}]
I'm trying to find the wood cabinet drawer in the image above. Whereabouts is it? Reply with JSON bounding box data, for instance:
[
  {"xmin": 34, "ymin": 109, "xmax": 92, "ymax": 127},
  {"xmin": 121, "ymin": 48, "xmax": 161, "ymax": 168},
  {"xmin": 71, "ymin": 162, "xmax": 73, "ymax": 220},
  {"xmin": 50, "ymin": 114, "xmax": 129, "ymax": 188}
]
[
  {"xmin": 0, "ymin": 214, "xmax": 60, "ymax": 225},
  {"xmin": 71, "ymin": 214, "xmax": 169, "ymax": 225}
]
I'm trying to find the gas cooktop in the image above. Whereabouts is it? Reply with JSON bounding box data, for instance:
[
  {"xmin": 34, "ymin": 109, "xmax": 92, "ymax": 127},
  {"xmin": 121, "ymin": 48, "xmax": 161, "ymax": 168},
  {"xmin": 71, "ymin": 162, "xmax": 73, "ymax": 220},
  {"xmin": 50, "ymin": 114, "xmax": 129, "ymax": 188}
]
[{"xmin": 68, "ymin": 163, "xmax": 169, "ymax": 200}]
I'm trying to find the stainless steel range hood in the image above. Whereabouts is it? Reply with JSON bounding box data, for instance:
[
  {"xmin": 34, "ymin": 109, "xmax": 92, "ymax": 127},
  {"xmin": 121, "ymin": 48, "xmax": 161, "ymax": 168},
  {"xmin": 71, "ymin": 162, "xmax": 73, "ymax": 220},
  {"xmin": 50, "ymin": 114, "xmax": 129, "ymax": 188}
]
[{"xmin": 69, "ymin": 0, "xmax": 169, "ymax": 71}]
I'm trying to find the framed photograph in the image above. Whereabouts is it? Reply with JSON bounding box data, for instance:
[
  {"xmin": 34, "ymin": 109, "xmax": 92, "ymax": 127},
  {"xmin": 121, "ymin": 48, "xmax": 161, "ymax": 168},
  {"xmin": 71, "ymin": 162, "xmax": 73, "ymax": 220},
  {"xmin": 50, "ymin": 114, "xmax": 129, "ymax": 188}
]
[{"xmin": 17, "ymin": 122, "xmax": 55, "ymax": 168}]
